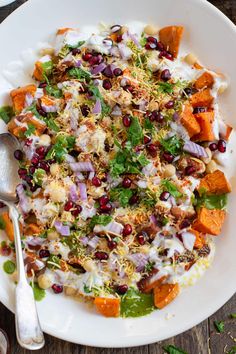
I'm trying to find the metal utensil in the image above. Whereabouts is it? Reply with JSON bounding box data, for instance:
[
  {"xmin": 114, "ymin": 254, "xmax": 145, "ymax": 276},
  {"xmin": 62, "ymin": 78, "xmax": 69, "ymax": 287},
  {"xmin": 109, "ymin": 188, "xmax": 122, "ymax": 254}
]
[{"xmin": 0, "ymin": 133, "xmax": 44, "ymax": 350}]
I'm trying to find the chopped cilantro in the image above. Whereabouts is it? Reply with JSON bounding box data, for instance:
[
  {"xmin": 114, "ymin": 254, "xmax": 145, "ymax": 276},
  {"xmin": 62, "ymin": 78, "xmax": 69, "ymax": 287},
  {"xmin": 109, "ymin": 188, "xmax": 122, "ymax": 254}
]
[
  {"xmin": 127, "ymin": 116, "xmax": 143, "ymax": 146},
  {"xmin": 110, "ymin": 146, "xmax": 146, "ymax": 178},
  {"xmin": 33, "ymin": 168, "xmax": 46, "ymax": 186},
  {"xmin": 144, "ymin": 118, "xmax": 154, "ymax": 131},
  {"xmin": 144, "ymin": 261, "xmax": 155, "ymax": 273},
  {"xmin": 137, "ymin": 153, "xmax": 149, "ymax": 167},
  {"xmin": 46, "ymin": 135, "xmax": 76, "ymax": 162},
  {"xmin": 162, "ymin": 216, "xmax": 169, "ymax": 226},
  {"xmin": 41, "ymin": 61, "xmax": 53, "ymax": 77},
  {"xmin": 83, "ymin": 284, "xmax": 91, "ymax": 294},
  {"xmin": 30, "ymin": 282, "xmax": 46, "ymax": 301},
  {"xmin": 162, "ymin": 179, "xmax": 183, "ymax": 198},
  {"xmin": 0, "ymin": 106, "xmax": 14, "ymax": 123},
  {"xmin": 160, "ymin": 135, "xmax": 183, "ymax": 155},
  {"xmin": 68, "ymin": 40, "xmax": 85, "ymax": 49},
  {"xmin": 110, "ymin": 187, "xmax": 134, "ymax": 207},
  {"xmin": 69, "ymin": 67, "xmax": 91, "ymax": 81},
  {"xmin": 88, "ymin": 83, "xmax": 111, "ymax": 117},
  {"xmin": 140, "ymin": 33, "xmax": 147, "ymax": 47},
  {"xmin": 0, "ymin": 216, "xmax": 6, "ymax": 230},
  {"xmin": 46, "ymin": 85, "xmax": 62, "ymax": 98},
  {"xmin": 24, "ymin": 123, "xmax": 36, "ymax": 137},
  {"xmin": 25, "ymin": 103, "xmax": 42, "ymax": 119},
  {"xmin": 46, "ymin": 116, "xmax": 60, "ymax": 132},
  {"xmin": 47, "ymin": 254, "xmax": 61, "ymax": 269},
  {"xmin": 3, "ymin": 260, "xmax": 16, "ymax": 274},
  {"xmin": 141, "ymin": 189, "xmax": 157, "ymax": 207},
  {"xmin": 214, "ymin": 320, "xmax": 225, "ymax": 333},
  {"xmin": 195, "ymin": 193, "xmax": 227, "ymax": 210},
  {"xmin": 89, "ymin": 215, "xmax": 112, "ymax": 229},
  {"xmin": 157, "ymin": 82, "xmax": 174, "ymax": 94},
  {"xmin": 163, "ymin": 345, "xmax": 188, "ymax": 354}
]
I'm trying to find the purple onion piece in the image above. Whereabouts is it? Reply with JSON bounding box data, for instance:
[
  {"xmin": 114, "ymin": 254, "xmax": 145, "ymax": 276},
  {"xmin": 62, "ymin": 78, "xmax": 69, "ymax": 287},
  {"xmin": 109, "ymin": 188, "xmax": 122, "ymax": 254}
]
[
  {"xmin": 54, "ymin": 221, "xmax": 70, "ymax": 236},
  {"xmin": 78, "ymin": 183, "xmax": 87, "ymax": 201},
  {"xmin": 91, "ymin": 62, "xmax": 107, "ymax": 75},
  {"xmin": 92, "ymin": 99, "xmax": 101, "ymax": 114},
  {"xmin": 111, "ymin": 105, "xmax": 122, "ymax": 116},
  {"xmin": 129, "ymin": 253, "xmax": 149, "ymax": 272},
  {"xmin": 183, "ymin": 141, "xmax": 208, "ymax": 158},
  {"xmin": 70, "ymin": 161, "xmax": 94, "ymax": 172},
  {"xmin": 69, "ymin": 184, "xmax": 78, "ymax": 202}
]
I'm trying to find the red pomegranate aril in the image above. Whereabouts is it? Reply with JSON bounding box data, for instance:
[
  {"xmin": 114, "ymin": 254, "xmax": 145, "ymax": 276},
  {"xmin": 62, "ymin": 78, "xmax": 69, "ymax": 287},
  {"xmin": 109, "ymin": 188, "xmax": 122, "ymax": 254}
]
[
  {"xmin": 38, "ymin": 161, "xmax": 50, "ymax": 172},
  {"xmin": 36, "ymin": 146, "xmax": 45, "ymax": 156},
  {"xmin": 107, "ymin": 240, "xmax": 117, "ymax": 250},
  {"xmin": 149, "ymin": 110, "xmax": 158, "ymax": 122},
  {"xmin": 122, "ymin": 177, "xmax": 132, "ymax": 188},
  {"xmin": 92, "ymin": 176, "xmax": 101, "ymax": 187},
  {"xmin": 103, "ymin": 79, "xmax": 112, "ymax": 90},
  {"xmin": 113, "ymin": 68, "xmax": 123, "ymax": 76},
  {"xmin": 147, "ymin": 144, "xmax": 157, "ymax": 157},
  {"xmin": 31, "ymin": 155, "xmax": 39, "ymax": 166},
  {"xmin": 156, "ymin": 41, "xmax": 164, "ymax": 51},
  {"xmin": 147, "ymin": 36, "xmax": 157, "ymax": 44},
  {"xmin": 71, "ymin": 205, "xmax": 82, "ymax": 217},
  {"xmin": 100, "ymin": 203, "xmax": 112, "ymax": 213},
  {"xmin": 116, "ymin": 34, "xmax": 123, "ymax": 43},
  {"xmin": 18, "ymin": 168, "xmax": 27, "ymax": 177},
  {"xmin": 38, "ymin": 108, "xmax": 47, "ymax": 117},
  {"xmin": 123, "ymin": 85, "xmax": 134, "ymax": 93},
  {"xmin": 144, "ymin": 135, "xmax": 151, "ymax": 145},
  {"xmin": 161, "ymin": 69, "xmax": 171, "ymax": 81},
  {"xmin": 209, "ymin": 142, "xmax": 218, "ymax": 151},
  {"xmin": 25, "ymin": 138, "xmax": 33, "ymax": 146},
  {"xmin": 165, "ymin": 100, "xmax": 174, "ymax": 109},
  {"xmin": 81, "ymin": 105, "xmax": 90, "ymax": 117},
  {"xmin": 129, "ymin": 194, "xmax": 139, "ymax": 205},
  {"xmin": 99, "ymin": 195, "xmax": 109, "ymax": 206},
  {"xmin": 0, "ymin": 243, "xmax": 11, "ymax": 256},
  {"xmin": 23, "ymin": 175, "xmax": 32, "ymax": 184},
  {"xmin": 164, "ymin": 52, "xmax": 173, "ymax": 60},
  {"xmin": 30, "ymin": 185, "xmax": 38, "ymax": 192},
  {"xmin": 72, "ymin": 48, "xmax": 81, "ymax": 56},
  {"xmin": 89, "ymin": 56, "xmax": 99, "ymax": 66},
  {"xmin": 95, "ymin": 251, "xmax": 109, "ymax": 260},
  {"xmin": 39, "ymin": 249, "xmax": 50, "ymax": 258},
  {"xmin": 180, "ymin": 219, "xmax": 191, "ymax": 229},
  {"xmin": 137, "ymin": 233, "xmax": 145, "ymax": 245},
  {"xmin": 116, "ymin": 284, "xmax": 128, "ymax": 295},
  {"xmin": 64, "ymin": 201, "xmax": 74, "ymax": 211},
  {"xmin": 160, "ymin": 191, "xmax": 170, "ymax": 201},
  {"xmin": 0, "ymin": 201, "xmax": 5, "ymax": 208},
  {"xmin": 185, "ymin": 166, "xmax": 196, "ymax": 175},
  {"xmin": 156, "ymin": 112, "xmax": 164, "ymax": 123},
  {"xmin": 122, "ymin": 114, "xmax": 132, "ymax": 127},
  {"xmin": 218, "ymin": 139, "xmax": 226, "ymax": 153},
  {"xmin": 163, "ymin": 152, "xmax": 174, "ymax": 163},
  {"xmin": 39, "ymin": 82, "xmax": 47, "ymax": 88},
  {"xmin": 52, "ymin": 284, "xmax": 63, "ymax": 294},
  {"xmin": 123, "ymin": 224, "xmax": 132, "ymax": 236},
  {"xmin": 82, "ymin": 52, "xmax": 92, "ymax": 61},
  {"xmin": 29, "ymin": 166, "xmax": 36, "ymax": 175},
  {"xmin": 102, "ymin": 65, "xmax": 113, "ymax": 78},
  {"xmin": 159, "ymin": 50, "xmax": 167, "ymax": 58},
  {"xmin": 14, "ymin": 149, "xmax": 23, "ymax": 161}
]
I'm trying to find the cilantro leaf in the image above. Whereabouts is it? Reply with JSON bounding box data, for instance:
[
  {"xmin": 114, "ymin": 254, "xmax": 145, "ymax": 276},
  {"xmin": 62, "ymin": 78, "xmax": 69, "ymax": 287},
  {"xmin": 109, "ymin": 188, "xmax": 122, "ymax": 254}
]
[
  {"xmin": 157, "ymin": 82, "xmax": 174, "ymax": 94},
  {"xmin": 3, "ymin": 260, "xmax": 16, "ymax": 274},
  {"xmin": 214, "ymin": 320, "xmax": 225, "ymax": 333},
  {"xmin": 0, "ymin": 216, "xmax": 6, "ymax": 230},
  {"xmin": 41, "ymin": 61, "xmax": 53, "ymax": 76},
  {"xmin": 25, "ymin": 103, "xmax": 42, "ymax": 119},
  {"xmin": 46, "ymin": 85, "xmax": 62, "ymax": 98},
  {"xmin": 68, "ymin": 40, "xmax": 85, "ymax": 49},
  {"xmin": 30, "ymin": 282, "xmax": 46, "ymax": 301},
  {"xmin": 141, "ymin": 189, "xmax": 157, "ymax": 207},
  {"xmin": 33, "ymin": 168, "xmax": 46, "ymax": 186},
  {"xmin": 160, "ymin": 135, "xmax": 183, "ymax": 155},
  {"xmin": 69, "ymin": 67, "xmax": 91, "ymax": 81},
  {"xmin": 127, "ymin": 116, "xmax": 143, "ymax": 147},
  {"xmin": 47, "ymin": 254, "xmax": 61, "ymax": 269},
  {"xmin": 89, "ymin": 215, "xmax": 112, "ymax": 229},
  {"xmin": 46, "ymin": 135, "xmax": 76, "ymax": 162},
  {"xmin": 24, "ymin": 123, "xmax": 36, "ymax": 137},
  {"xmin": 162, "ymin": 179, "xmax": 183, "ymax": 198},
  {"xmin": 0, "ymin": 106, "xmax": 14, "ymax": 123},
  {"xmin": 46, "ymin": 117, "xmax": 60, "ymax": 132},
  {"xmin": 83, "ymin": 284, "xmax": 91, "ymax": 294},
  {"xmin": 163, "ymin": 345, "xmax": 188, "ymax": 354},
  {"xmin": 144, "ymin": 118, "xmax": 154, "ymax": 131},
  {"xmin": 88, "ymin": 83, "xmax": 111, "ymax": 117},
  {"xmin": 137, "ymin": 153, "xmax": 149, "ymax": 167},
  {"xmin": 140, "ymin": 33, "xmax": 147, "ymax": 47},
  {"xmin": 195, "ymin": 193, "xmax": 227, "ymax": 210},
  {"xmin": 110, "ymin": 187, "xmax": 134, "ymax": 207}
]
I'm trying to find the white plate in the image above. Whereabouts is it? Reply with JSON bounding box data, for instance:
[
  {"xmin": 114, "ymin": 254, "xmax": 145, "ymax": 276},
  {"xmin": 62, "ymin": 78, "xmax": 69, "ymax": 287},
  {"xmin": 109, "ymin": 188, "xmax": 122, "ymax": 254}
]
[{"xmin": 0, "ymin": 0, "xmax": 236, "ymax": 348}]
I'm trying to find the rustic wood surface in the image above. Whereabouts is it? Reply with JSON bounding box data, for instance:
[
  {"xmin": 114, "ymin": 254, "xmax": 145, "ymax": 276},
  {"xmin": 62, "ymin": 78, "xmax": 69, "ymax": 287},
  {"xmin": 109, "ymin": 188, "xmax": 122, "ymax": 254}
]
[{"xmin": 0, "ymin": 0, "xmax": 235, "ymax": 353}]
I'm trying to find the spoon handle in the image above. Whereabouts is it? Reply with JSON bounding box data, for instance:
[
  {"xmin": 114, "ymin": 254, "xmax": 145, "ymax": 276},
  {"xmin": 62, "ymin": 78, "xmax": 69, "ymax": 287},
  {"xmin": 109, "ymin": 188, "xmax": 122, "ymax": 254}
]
[{"xmin": 9, "ymin": 205, "xmax": 45, "ymax": 350}]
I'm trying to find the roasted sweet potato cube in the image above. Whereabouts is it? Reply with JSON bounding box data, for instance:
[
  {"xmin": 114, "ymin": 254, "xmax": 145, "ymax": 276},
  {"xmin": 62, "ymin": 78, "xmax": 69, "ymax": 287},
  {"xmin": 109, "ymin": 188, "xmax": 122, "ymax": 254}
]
[
  {"xmin": 94, "ymin": 297, "xmax": 120, "ymax": 317},
  {"xmin": 194, "ymin": 72, "xmax": 214, "ymax": 90},
  {"xmin": 57, "ymin": 28, "xmax": 73, "ymax": 35},
  {"xmin": 181, "ymin": 104, "xmax": 201, "ymax": 137},
  {"xmin": 198, "ymin": 169, "xmax": 231, "ymax": 195},
  {"xmin": 33, "ymin": 62, "xmax": 44, "ymax": 82},
  {"xmin": 8, "ymin": 113, "xmax": 46, "ymax": 138},
  {"xmin": 1, "ymin": 212, "xmax": 14, "ymax": 242},
  {"xmin": 193, "ymin": 111, "xmax": 215, "ymax": 141},
  {"xmin": 159, "ymin": 26, "xmax": 184, "ymax": 58},
  {"xmin": 154, "ymin": 283, "xmax": 180, "ymax": 309},
  {"xmin": 10, "ymin": 85, "xmax": 37, "ymax": 113},
  {"xmin": 190, "ymin": 88, "xmax": 213, "ymax": 108},
  {"xmin": 190, "ymin": 228, "xmax": 206, "ymax": 249},
  {"xmin": 192, "ymin": 208, "xmax": 226, "ymax": 236}
]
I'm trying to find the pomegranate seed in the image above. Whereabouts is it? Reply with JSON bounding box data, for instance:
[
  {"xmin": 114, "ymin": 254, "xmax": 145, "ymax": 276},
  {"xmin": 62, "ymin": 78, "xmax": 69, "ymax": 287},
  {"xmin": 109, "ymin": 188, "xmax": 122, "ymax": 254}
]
[
  {"xmin": 161, "ymin": 69, "xmax": 171, "ymax": 81},
  {"xmin": 39, "ymin": 82, "xmax": 47, "ymax": 88},
  {"xmin": 100, "ymin": 203, "xmax": 112, "ymax": 213},
  {"xmin": 30, "ymin": 185, "xmax": 38, "ymax": 192},
  {"xmin": 185, "ymin": 166, "xmax": 196, "ymax": 175},
  {"xmin": 107, "ymin": 240, "xmax": 117, "ymax": 250},
  {"xmin": 38, "ymin": 161, "xmax": 50, "ymax": 172},
  {"xmin": 164, "ymin": 52, "xmax": 173, "ymax": 60},
  {"xmin": 159, "ymin": 50, "xmax": 167, "ymax": 58},
  {"xmin": 144, "ymin": 135, "xmax": 151, "ymax": 145},
  {"xmin": 14, "ymin": 149, "xmax": 23, "ymax": 161},
  {"xmin": 25, "ymin": 138, "xmax": 33, "ymax": 146},
  {"xmin": 156, "ymin": 112, "xmax": 164, "ymax": 123},
  {"xmin": 38, "ymin": 108, "xmax": 47, "ymax": 117},
  {"xmin": 101, "ymin": 173, "xmax": 108, "ymax": 182},
  {"xmin": 89, "ymin": 56, "xmax": 99, "ymax": 66},
  {"xmin": 64, "ymin": 201, "xmax": 74, "ymax": 211},
  {"xmin": 116, "ymin": 284, "xmax": 128, "ymax": 295},
  {"xmin": 163, "ymin": 152, "xmax": 174, "ymax": 163},
  {"xmin": 122, "ymin": 177, "xmax": 132, "ymax": 188},
  {"xmin": 129, "ymin": 194, "xmax": 139, "ymax": 205},
  {"xmin": 23, "ymin": 175, "xmax": 32, "ymax": 184},
  {"xmin": 103, "ymin": 79, "xmax": 112, "ymax": 90},
  {"xmin": 218, "ymin": 139, "xmax": 226, "ymax": 153},
  {"xmin": 137, "ymin": 233, "xmax": 145, "ymax": 245},
  {"xmin": 52, "ymin": 284, "xmax": 63, "ymax": 294},
  {"xmin": 36, "ymin": 146, "xmax": 45, "ymax": 157},
  {"xmin": 18, "ymin": 168, "xmax": 27, "ymax": 177},
  {"xmin": 72, "ymin": 48, "xmax": 81, "ymax": 56},
  {"xmin": 81, "ymin": 105, "xmax": 90, "ymax": 117},
  {"xmin": 82, "ymin": 52, "xmax": 92, "ymax": 61},
  {"xmin": 31, "ymin": 155, "xmax": 39, "ymax": 166},
  {"xmin": 92, "ymin": 176, "xmax": 101, "ymax": 187},
  {"xmin": 149, "ymin": 110, "xmax": 158, "ymax": 122},
  {"xmin": 123, "ymin": 224, "xmax": 132, "ymax": 236},
  {"xmin": 209, "ymin": 142, "xmax": 218, "ymax": 151},
  {"xmin": 180, "ymin": 219, "xmax": 191, "ymax": 229},
  {"xmin": 94, "ymin": 251, "xmax": 109, "ymax": 260},
  {"xmin": 156, "ymin": 41, "xmax": 164, "ymax": 51},
  {"xmin": 71, "ymin": 205, "xmax": 82, "ymax": 217},
  {"xmin": 147, "ymin": 36, "xmax": 157, "ymax": 44},
  {"xmin": 193, "ymin": 107, "xmax": 207, "ymax": 114},
  {"xmin": 146, "ymin": 143, "xmax": 157, "ymax": 157},
  {"xmin": 0, "ymin": 202, "xmax": 5, "ymax": 208},
  {"xmin": 123, "ymin": 85, "xmax": 134, "ymax": 93},
  {"xmin": 99, "ymin": 195, "xmax": 109, "ymax": 206},
  {"xmin": 113, "ymin": 68, "xmax": 123, "ymax": 76},
  {"xmin": 122, "ymin": 114, "xmax": 132, "ymax": 127},
  {"xmin": 39, "ymin": 249, "xmax": 50, "ymax": 258},
  {"xmin": 102, "ymin": 65, "xmax": 113, "ymax": 78},
  {"xmin": 183, "ymin": 87, "xmax": 193, "ymax": 96},
  {"xmin": 160, "ymin": 191, "xmax": 170, "ymax": 201},
  {"xmin": 165, "ymin": 100, "xmax": 174, "ymax": 109}
]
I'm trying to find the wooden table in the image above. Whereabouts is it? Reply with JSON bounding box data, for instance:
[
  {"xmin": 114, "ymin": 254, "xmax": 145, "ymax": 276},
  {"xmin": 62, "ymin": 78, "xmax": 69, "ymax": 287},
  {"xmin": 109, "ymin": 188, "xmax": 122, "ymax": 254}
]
[{"xmin": 0, "ymin": 1, "xmax": 235, "ymax": 353}]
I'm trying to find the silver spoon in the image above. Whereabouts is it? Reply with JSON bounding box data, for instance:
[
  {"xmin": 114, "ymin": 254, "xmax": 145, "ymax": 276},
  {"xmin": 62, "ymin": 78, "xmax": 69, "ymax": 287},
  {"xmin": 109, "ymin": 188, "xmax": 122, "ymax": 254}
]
[{"xmin": 0, "ymin": 133, "xmax": 45, "ymax": 350}]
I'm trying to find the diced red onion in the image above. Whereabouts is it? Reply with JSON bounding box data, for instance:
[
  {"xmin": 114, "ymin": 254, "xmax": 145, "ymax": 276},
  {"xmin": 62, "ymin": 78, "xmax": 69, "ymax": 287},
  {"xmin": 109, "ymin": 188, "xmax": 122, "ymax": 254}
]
[
  {"xmin": 138, "ymin": 99, "xmax": 147, "ymax": 111},
  {"xmin": 183, "ymin": 141, "xmax": 208, "ymax": 158},
  {"xmin": 128, "ymin": 32, "xmax": 141, "ymax": 48},
  {"xmin": 25, "ymin": 236, "xmax": 45, "ymax": 247},
  {"xmin": 88, "ymin": 171, "xmax": 95, "ymax": 180},
  {"xmin": 93, "ymin": 79, "xmax": 100, "ymax": 86},
  {"xmin": 70, "ymin": 110, "xmax": 78, "ymax": 131},
  {"xmin": 41, "ymin": 103, "xmax": 58, "ymax": 113},
  {"xmin": 109, "ymin": 46, "xmax": 120, "ymax": 57},
  {"xmin": 91, "ymin": 62, "xmax": 107, "ymax": 75},
  {"xmin": 111, "ymin": 25, "xmax": 121, "ymax": 33},
  {"xmin": 75, "ymin": 60, "xmax": 82, "ymax": 67},
  {"xmin": 80, "ymin": 236, "xmax": 89, "ymax": 246},
  {"xmin": 69, "ymin": 184, "xmax": 78, "ymax": 202},
  {"xmin": 16, "ymin": 184, "xmax": 31, "ymax": 214},
  {"xmin": 118, "ymin": 43, "xmax": 132, "ymax": 60},
  {"xmin": 150, "ymin": 215, "xmax": 157, "ymax": 225},
  {"xmin": 54, "ymin": 221, "xmax": 70, "ymax": 236},
  {"xmin": 34, "ymin": 259, "xmax": 46, "ymax": 270},
  {"xmin": 87, "ymin": 236, "xmax": 100, "ymax": 249},
  {"xmin": 35, "ymin": 88, "xmax": 44, "ymax": 99},
  {"xmin": 111, "ymin": 105, "xmax": 122, "ymax": 116},
  {"xmin": 108, "ymin": 253, "xmax": 118, "ymax": 271},
  {"xmin": 93, "ymin": 221, "xmax": 123, "ymax": 235},
  {"xmin": 25, "ymin": 93, "xmax": 34, "ymax": 108},
  {"xmin": 181, "ymin": 232, "xmax": 196, "ymax": 252},
  {"xmin": 112, "ymin": 90, "xmax": 121, "ymax": 99},
  {"xmin": 120, "ymin": 78, "xmax": 128, "ymax": 87},
  {"xmin": 129, "ymin": 253, "xmax": 149, "ymax": 272},
  {"xmin": 92, "ymin": 99, "xmax": 101, "ymax": 114},
  {"xmin": 65, "ymin": 154, "xmax": 76, "ymax": 163},
  {"xmin": 78, "ymin": 183, "xmax": 87, "ymax": 201},
  {"xmin": 70, "ymin": 161, "xmax": 94, "ymax": 172}
]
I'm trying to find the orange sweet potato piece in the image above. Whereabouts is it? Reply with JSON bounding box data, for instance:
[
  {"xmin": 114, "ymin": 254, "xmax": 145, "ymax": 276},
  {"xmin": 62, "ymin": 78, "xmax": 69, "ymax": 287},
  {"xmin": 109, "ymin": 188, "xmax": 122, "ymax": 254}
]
[
  {"xmin": 24, "ymin": 223, "xmax": 41, "ymax": 236},
  {"xmin": 190, "ymin": 229, "xmax": 206, "ymax": 249},
  {"xmin": 154, "ymin": 283, "xmax": 180, "ymax": 309},
  {"xmin": 8, "ymin": 113, "xmax": 46, "ymax": 138},
  {"xmin": 181, "ymin": 104, "xmax": 200, "ymax": 137},
  {"xmin": 194, "ymin": 72, "xmax": 214, "ymax": 90},
  {"xmin": 94, "ymin": 297, "xmax": 120, "ymax": 317},
  {"xmin": 190, "ymin": 88, "xmax": 213, "ymax": 108},
  {"xmin": 137, "ymin": 269, "xmax": 167, "ymax": 294},
  {"xmin": 194, "ymin": 62, "xmax": 204, "ymax": 70},
  {"xmin": 159, "ymin": 26, "xmax": 184, "ymax": 58},
  {"xmin": 1, "ymin": 212, "xmax": 14, "ymax": 242},
  {"xmin": 10, "ymin": 85, "xmax": 37, "ymax": 113},
  {"xmin": 198, "ymin": 169, "xmax": 231, "ymax": 195},
  {"xmin": 193, "ymin": 111, "xmax": 215, "ymax": 141},
  {"xmin": 192, "ymin": 208, "xmax": 226, "ymax": 236},
  {"xmin": 57, "ymin": 28, "xmax": 73, "ymax": 35},
  {"xmin": 33, "ymin": 62, "xmax": 44, "ymax": 82}
]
